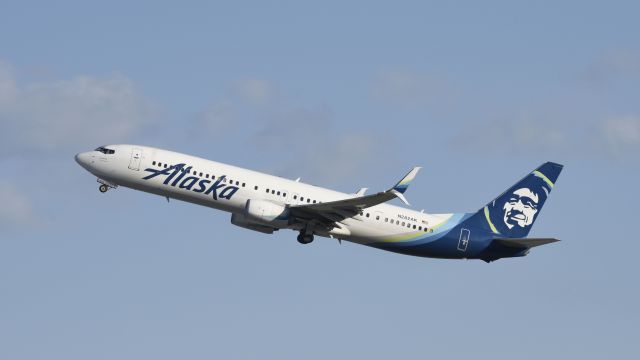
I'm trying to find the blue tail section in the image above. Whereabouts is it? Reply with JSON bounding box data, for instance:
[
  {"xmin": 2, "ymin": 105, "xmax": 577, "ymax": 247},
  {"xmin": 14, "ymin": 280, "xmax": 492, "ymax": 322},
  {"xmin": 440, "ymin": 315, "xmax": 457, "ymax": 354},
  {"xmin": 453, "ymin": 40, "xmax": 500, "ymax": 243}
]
[
  {"xmin": 474, "ymin": 162, "xmax": 563, "ymax": 238},
  {"xmin": 366, "ymin": 162, "xmax": 563, "ymax": 262}
]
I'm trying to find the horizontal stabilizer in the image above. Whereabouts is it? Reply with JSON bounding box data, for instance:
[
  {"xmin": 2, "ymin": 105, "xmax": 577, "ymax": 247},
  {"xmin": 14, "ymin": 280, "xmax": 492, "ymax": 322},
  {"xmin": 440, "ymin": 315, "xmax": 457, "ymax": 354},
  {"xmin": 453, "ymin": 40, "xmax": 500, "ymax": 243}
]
[{"xmin": 493, "ymin": 237, "xmax": 560, "ymax": 249}]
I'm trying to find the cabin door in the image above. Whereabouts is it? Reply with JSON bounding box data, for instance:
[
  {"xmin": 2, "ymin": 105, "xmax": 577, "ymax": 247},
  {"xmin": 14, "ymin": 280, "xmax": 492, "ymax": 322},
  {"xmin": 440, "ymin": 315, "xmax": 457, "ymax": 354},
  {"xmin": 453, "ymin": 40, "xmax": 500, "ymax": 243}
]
[{"xmin": 128, "ymin": 147, "xmax": 142, "ymax": 171}]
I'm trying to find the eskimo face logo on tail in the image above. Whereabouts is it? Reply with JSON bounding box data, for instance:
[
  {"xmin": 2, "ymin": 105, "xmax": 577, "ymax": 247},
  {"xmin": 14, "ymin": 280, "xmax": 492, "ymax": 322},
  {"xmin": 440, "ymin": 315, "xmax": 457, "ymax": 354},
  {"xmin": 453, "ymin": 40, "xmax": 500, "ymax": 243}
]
[
  {"xmin": 487, "ymin": 174, "xmax": 551, "ymax": 237},
  {"xmin": 503, "ymin": 188, "xmax": 539, "ymax": 229},
  {"xmin": 142, "ymin": 163, "xmax": 239, "ymax": 200}
]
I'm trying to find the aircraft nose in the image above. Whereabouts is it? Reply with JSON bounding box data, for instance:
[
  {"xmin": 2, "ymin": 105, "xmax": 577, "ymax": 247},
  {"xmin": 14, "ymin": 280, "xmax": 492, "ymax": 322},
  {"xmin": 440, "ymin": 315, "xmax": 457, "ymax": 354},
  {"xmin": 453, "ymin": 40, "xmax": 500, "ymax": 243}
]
[{"xmin": 75, "ymin": 152, "xmax": 91, "ymax": 168}]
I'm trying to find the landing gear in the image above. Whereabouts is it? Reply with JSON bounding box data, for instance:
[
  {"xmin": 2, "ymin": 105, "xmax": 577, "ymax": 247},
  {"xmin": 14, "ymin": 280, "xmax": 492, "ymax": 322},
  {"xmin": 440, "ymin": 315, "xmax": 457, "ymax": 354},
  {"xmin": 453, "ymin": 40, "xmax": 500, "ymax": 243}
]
[
  {"xmin": 297, "ymin": 232, "xmax": 314, "ymax": 244},
  {"xmin": 96, "ymin": 178, "xmax": 117, "ymax": 193}
]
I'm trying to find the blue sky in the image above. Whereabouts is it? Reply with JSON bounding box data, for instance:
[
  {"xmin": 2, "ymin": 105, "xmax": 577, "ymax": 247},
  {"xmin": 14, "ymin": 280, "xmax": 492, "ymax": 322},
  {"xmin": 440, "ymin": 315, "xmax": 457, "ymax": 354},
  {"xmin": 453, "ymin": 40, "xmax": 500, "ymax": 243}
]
[{"xmin": 1, "ymin": 1, "xmax": 639, "ymax": 359}]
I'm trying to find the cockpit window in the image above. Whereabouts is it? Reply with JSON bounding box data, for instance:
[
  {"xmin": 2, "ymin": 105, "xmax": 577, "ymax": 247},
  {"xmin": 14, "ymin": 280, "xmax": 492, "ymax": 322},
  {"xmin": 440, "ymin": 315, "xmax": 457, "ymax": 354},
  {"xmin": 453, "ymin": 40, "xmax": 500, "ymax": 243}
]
[{"xmin": 95, "ymin": 146, "xmax": 115, "ymax": 154}]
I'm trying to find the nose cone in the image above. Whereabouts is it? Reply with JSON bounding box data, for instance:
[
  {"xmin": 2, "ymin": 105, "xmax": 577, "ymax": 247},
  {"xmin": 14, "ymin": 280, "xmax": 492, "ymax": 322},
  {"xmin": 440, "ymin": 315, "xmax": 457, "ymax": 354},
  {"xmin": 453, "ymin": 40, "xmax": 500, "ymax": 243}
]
[{"xmin": 75, "ymin": 152, "xmax": 91, "ymax": 169}]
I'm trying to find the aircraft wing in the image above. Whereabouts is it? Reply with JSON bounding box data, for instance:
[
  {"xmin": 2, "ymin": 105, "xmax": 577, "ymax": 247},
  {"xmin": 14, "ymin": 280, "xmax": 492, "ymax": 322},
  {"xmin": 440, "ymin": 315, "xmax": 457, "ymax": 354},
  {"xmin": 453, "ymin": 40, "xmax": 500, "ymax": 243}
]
[{"xmin": 289, "ymin": 167, "xmax": 421, "ymax": 226}]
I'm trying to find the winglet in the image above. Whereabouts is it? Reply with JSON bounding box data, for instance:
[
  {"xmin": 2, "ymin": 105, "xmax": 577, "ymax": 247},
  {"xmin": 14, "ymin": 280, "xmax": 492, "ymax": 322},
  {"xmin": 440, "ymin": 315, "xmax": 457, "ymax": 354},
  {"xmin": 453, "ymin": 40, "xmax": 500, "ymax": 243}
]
[
  {"xmin": 388, "ymin": 167, "xmax": 421, "ymax": 206},
  {"xmin": 390, "ymin": 189, "xmax": 411, "ymax": 206},
  {"xmin": 393, "ymin": 167, "xmax": 421, "ymax": 194},
  {"xmin": 355, "ymin": 187, "xmax": 368, "ymax": 196}
]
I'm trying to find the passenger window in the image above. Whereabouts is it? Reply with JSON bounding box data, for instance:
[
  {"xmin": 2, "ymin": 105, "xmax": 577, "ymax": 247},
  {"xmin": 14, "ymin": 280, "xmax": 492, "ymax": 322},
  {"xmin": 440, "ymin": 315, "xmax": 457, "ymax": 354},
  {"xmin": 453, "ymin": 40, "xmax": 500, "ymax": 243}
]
[
  {"xmin": 277, "ymin": 191, "xmax": 281, "ymax": 195},
  {"xmin": 242, "ymin": 183, "xmax": 246, "ymax": 187},
  {"xmin": 366, "ymin": 213, "xmax": 370, "ymax": 218},
  {"xmin": 266, "ymin": 189, "xmax": 270, "ymax": 193},
  {"xmin": 283, "ymin": 193, "xmax": 287, "ymax": 197},
  {"xmin": 385, "ymin": 218, "xmax": 388, "ymax": 222},
  {"xmin": 376, "ymin": 215, "xmax": 380, "ymax": 220},
  {"xmin": 254, "ymin": 186, "xmax": 258, "ymax": 190},
  {"xmin": 152, "ymin": 161, "xmax": 156, "ymax": 165},
  {"xmin": 206, "ymin": 174, "xmax": 209, "ymax": 178},
  {"xmin": 312, "ymin": 200, "xmax": 316, "ymax": 203},
  {"xmin": 294, "ymin": 195, "xmax": 298, "ymax": 199},
  {"xmin": 164, "ymin": 164, "xmax": 168, "ymax": 168},
  {"xmin": 413, "ymin": 225, "xmax": 416, "ymax": 229},
  {"xmin": 300, "ymin": 197, "xmax": 304, "ymax": 201},
  {"xmin": 402, "ymin": 222, "xmax": 405, "ymax": 226},
  {"xmin": 418, "ymin": 226, "xmax": 422, "ymax": 231},
  {"xmin": 396, "ymin": 220, "xmax": 400, "ymax": 225},
  {"xmin": 306, "ymin": 199, "xmax": 310, "ymax": 203}
]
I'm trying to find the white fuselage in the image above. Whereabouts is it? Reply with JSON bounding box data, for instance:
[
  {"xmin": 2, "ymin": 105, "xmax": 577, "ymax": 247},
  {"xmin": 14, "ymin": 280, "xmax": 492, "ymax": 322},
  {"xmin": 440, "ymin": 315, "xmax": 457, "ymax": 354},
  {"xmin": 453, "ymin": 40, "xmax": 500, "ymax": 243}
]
[{"xmin": 75, "ymin": 145, "xmax": 455, "ymax": 246}]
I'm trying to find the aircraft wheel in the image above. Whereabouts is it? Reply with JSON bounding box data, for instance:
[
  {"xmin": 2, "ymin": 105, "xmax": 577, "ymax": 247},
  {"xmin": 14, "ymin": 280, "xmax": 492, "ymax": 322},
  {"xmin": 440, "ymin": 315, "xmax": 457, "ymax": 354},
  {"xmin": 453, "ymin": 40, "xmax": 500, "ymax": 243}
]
[
  {"xmin": 99, "ymin": 184, "xmax": 109, "ymax": 193},
  {"xmin": 297, "ymin": 233, "xmax": 314, "ymax": 244}
]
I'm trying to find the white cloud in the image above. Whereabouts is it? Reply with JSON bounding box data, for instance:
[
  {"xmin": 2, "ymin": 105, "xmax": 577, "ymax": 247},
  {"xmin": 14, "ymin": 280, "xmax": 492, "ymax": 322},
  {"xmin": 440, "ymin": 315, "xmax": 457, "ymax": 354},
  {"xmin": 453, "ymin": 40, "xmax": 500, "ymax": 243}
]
[
  {"xmin": 450, "ymin": 112, "xmax": 640, "ymax": 161},
  {"xmin": 189, "ymin": 78, "xmax": 389, "ymax": 184},
  {"xmin": 0, "ymin": 59, "xmax": 157, "ymax": 158},
  {"xmin": 251, "ymin": 107, "xmax": 384, "ymax": 184},
  {"xmin": 0, "ymin": 181, "xmax": 37, "ymax": 228},
  {"xmin": 192, "ymin": 102, "xmax": 234, "ymax": 132},
  {"xmin": 371, "ymin": 71, "xmax": 451, "ymax": 108},
  {"xmin": 451, "ymin": 114, "xmax": 570, "ymax": 155},
  {"xmin": 0, "ymin": 61, "xmax": 17, "ymax": 104},
  {"xmin": 583, "ymin": 51, "xmax": 640, "ymax": 85},
  {"xmin": 600, "ymin": 116, "xmax": 640, "ymax": 153},
  {"xmin": 233, "ymin": 78, "xmax": 274, "ymax": 105}
]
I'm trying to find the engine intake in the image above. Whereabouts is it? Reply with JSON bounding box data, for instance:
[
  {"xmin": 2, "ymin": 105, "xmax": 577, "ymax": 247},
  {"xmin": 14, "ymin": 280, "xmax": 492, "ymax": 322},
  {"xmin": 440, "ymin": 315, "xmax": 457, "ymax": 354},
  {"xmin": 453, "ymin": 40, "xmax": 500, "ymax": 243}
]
[{"xmin": 244, "ymin": 199, "xmax": 289, "ymax": 226}]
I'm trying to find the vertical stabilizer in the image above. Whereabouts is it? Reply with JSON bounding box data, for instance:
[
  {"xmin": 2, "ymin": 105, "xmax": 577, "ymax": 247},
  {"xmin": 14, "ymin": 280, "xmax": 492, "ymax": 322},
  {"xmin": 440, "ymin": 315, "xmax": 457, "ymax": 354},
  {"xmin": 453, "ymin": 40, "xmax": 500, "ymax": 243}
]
[{"xmin": 479, "ymin": 162, "xmax": 563, "ymax": 238}]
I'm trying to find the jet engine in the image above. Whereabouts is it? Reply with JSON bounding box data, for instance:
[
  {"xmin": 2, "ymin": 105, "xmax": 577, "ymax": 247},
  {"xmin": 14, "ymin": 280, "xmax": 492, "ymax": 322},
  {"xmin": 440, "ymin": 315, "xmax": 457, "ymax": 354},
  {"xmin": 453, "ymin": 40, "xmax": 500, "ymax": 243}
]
[
  {"xmin": 244, "ymin": 199, "xmax": 290, "ymax": 227},
  {"xmin": 230, "ymin": 213, "xmax": 276, "ymax": 234}
]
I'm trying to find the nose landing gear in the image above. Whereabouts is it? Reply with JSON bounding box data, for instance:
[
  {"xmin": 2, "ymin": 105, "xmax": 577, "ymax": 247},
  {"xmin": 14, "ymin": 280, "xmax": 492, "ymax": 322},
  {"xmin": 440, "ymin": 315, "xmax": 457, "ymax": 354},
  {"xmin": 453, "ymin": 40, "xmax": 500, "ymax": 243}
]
[{"xmin": 97, "ymin": 178, "xmax": 118, "ymax": 193}]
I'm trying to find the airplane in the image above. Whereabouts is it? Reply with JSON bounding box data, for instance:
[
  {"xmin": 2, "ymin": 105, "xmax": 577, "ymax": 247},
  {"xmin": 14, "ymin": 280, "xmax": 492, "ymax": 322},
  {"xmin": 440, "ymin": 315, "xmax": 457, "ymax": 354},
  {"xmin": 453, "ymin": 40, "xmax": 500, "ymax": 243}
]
[{"xmin": 75, "ymin": 144, "xmax": 563, "ymax": 262}]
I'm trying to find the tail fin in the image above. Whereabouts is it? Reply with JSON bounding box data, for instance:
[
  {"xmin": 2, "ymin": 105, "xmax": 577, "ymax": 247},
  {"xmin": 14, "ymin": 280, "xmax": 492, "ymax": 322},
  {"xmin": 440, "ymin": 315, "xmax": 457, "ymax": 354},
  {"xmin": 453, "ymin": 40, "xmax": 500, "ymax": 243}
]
[{"xmin": 480, "ymin": 162, "xmax": 563, "ymax": 238}]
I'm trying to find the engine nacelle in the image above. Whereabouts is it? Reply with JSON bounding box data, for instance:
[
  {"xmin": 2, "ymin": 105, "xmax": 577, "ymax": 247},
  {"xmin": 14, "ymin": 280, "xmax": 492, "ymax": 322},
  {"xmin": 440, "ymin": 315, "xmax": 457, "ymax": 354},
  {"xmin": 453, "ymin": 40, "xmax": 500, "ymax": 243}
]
[
  {"xmin": 244, "ymin": 199, "xmax": 290, "ymax": 227},
  {"xmin": 230, "ymin": 213, "xmax": 276, "ymax": 234}
]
